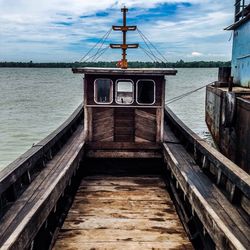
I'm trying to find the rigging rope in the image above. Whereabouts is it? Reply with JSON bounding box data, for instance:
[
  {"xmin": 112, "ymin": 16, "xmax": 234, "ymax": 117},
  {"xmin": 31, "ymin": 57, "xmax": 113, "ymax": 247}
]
[
  {"xmin": 92, "ymin": 45, "xmax": 110, "ymax": 62},
  {"xmin": 139, "ymin": 45, "xmax": 157, "ymax": 62},
  {"xmin": 166, "ymin": 84, "xmax": 208, "ymax": 105},
  {"xmin": 137, "ymin": 28, "xmax": 168, "ymax": 63},
  {"xmin": 79, "ymin": 28, "xmax": 112, "ymax": 63},
  {"xmin": 83, "ymin": 45, "xmax": 109, "ymax": 62},
  {"xmin": 90, "ymin": 28, "xmax": 112, "ymax": 61},
  {"xmin": 137, "ymin": 29, "xmax": 161, "ymax": 62}
]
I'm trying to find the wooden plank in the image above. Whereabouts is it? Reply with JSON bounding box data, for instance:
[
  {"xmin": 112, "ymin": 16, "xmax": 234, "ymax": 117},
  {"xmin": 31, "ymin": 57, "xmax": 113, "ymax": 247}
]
[
  {"xmin": 93, "ymin": 128, "xmax": 114, "ymax": 138},
  {"xmin": 93, "ymin": 108, "xmax": 113, "ymax": 120},
  {"xmin": 55, "ymin": 228, "xmax": 188, "ymax": 242},
  {"xmin": 138, "ymin": 108, "xmax": 156, "ymax": 115},
  {"xmin": 73, "ymin": 67, "xmax": 178, "ymax": 76},
  {"xmin": 135, "ymin": 137, "xmax": 151, "ymax": 143},
  {"xmin": 62, "ymin": 217, "xmax": 180, "ymax": 230},
  {"xmin": 163, "ymin": 124, "xmax": 180, "ymax": 144},
  {"xmin": 115, "ymin": 120, "xmax": 134, "ymax": 127},
  {"xmin": 115, "ymin": 111, "xmax": 134, "ymax": 118},
  {"xmin": 163, "ymin": 142, "xmax": 250, "ymax": 250},
  {"xmin": 80, "ymin": 176, "xmax": 166, "ymax": 186},
  {"xmin": 135, "ymin": 129, "xmax": 156, "ymax": 142},
  {"xmin": 93, "ymin": 116, "xmax": 113, "ymax": 127},
  {"xmin": 160, "ymin": 80, "xmax": 165, "ymax": 142},
  {"xmin": 136, "ymin": 122, "xmax": 156, "ymax": 134},
  {"xmin": 54, "ymin": 241, "xmax": 192, "ymax": 250},
  {"xmin": 86, "ymin": 142, "xmax": 160, "ymax": 150},
  {"xmin": 93, "ymin": 123, "xmax": 113, "ymax": 134},
  {"xmin": 0, "ymin": 126, "xmax": 85, "ymax": 250},
  {"xmin": 87, "ymin": 107, "xmax": 93, "ymax": 141},
  {"xmin": 135, "ymin": 117, "xmax": 156, "ymax": 130},
  {"xmin": 241, "ymin": 195, "xmax": 250, "ymax": 216},
  {"xmin": 114, "ymin": 135, "xmax": 134, "ymax": 142},
  {"xmin": 175, "ymin": 145, "xmax": 250, "ymax": 239},
  {"xmin": 85, "ymin": 150, "xmax": 162, "ymax": 158},
  {"xmin": 114, "ymin": 127, "xmax": 134, "ymax": 134},
  {"xmin": 164, "ymin": 107, "xmax": 250, "ymax": 200},
  {"xmin": 74, "ymin": 189, "xmax": 168, "ymax": 200},
  {"xmin": 135, "ymin": 109, "xmax": 156, "ymax": 121},
  {"xmin": 77, "ymin": 185, "xmax": 167, "ymax": 192},
  {"xmin": 93, "ymin": 107, "xmax": 111, "ymax": 114},
  {"xmin": 0, "ymin": 126, "xmax": 84, "ymax": 246},
  {"xmin": 99, "ymin": 136, "xmax": 113, "ymax": 142},
  {"xmin": 156, "ymin": 108, "xmax": 163, "ymax": 142},
  {"xmin": 53, "ymin": 175, "xmax": 192, "ymax": 250}
]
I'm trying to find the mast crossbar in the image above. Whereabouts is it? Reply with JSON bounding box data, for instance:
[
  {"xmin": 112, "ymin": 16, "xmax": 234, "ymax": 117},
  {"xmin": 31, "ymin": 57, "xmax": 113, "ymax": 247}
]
[{"xmin": 110, "ymin": 6, "xmax": 138, "ymax": 69}]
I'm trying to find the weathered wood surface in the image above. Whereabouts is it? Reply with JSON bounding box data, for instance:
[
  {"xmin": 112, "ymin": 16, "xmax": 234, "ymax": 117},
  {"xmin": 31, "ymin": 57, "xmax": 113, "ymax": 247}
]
[
  {"xmin": 114, "ymin": 108, "xmax": 134, "ymax": 142},
  {"xmin": 73, "ymin": 67, "xmax": 177, "ymax": 76},
  {"xmin": 92, "ymin": 108, "xmax": 114, "ymax": 142},
  {"xmin": 90, "ymin": 107, "xmax": 160, "ymax": 143},
  {"xmin": 85, "ymin": 150, "xmax": 162, "ymax": 158},
  {"xmin": 165, "ymin": 107, "xmax": 250, "ymax": 206},
  {"xmin": 86, "ymin": 142, "xmax": 161, "ymax": 150},
  {"xmin": 53, "ymin": 175, "xmax": 193, "ymax": 250},
  {"xmin": 0, "ymin": 125, "xmax": 85, "ymax": 250},
  {"xmin": 135, "ymin": 109, "xmax": 157, "ymax": 142},
  {"xmin": 163, "ymin": 125, "xmax": 250, "ymax": 250}
]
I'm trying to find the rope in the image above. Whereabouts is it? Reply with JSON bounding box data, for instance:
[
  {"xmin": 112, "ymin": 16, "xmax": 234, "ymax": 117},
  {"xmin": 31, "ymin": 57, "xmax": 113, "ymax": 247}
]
[
  {"xmin": 83, "ymin": 45, "xmax": 108, "ymax": 62},
  {"xmin": 90, "ymin": 28, "xmax": 112, "ymax": 61},
  {"xmin": 137, "ymin": 29, "xmax": 160, "ymax": 62},
  {"xmin": 166, "ymin": 85, "xmax": 207, "ymax": 105},
  {"xmin": 92, "ymin": 45, "xmax": 110, "ymax": 62},
  {"xmin": 139, "ymin": 45, "xmax": 156, "ymax": 62},
  {"xmin": 137, "ymin": 28, "xmax": 168, "ymax": 63},
  {"xmin": 79, "ymin": 28, "xmax": 112, "ymax": 62}
]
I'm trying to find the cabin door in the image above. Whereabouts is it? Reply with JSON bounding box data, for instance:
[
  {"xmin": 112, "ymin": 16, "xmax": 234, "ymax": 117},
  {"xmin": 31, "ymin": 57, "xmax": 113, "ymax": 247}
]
[{"xmin": 114, "ymin": 108, "xmax": 134, "ymax": 142}]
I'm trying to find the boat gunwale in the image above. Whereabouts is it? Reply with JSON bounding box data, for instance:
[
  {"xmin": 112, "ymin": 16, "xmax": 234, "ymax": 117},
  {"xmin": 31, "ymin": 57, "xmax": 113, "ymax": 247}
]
[
  {"xmin": 164, "ymin": 106, "xmax": 250, "ymax": 199},
  {"xmin": 1, "ymin": 104, "xmax": 249, "ymax": 201},
  {"xmin": 0, "ymin": 104, "xmax": 84, "ymax": 198}
]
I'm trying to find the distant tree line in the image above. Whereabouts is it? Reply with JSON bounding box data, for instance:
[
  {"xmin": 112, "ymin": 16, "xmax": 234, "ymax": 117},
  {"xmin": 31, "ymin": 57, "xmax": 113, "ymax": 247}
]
[{"xmin": 0, "ymin": 60, "xmax": 231, "ymax": 68}]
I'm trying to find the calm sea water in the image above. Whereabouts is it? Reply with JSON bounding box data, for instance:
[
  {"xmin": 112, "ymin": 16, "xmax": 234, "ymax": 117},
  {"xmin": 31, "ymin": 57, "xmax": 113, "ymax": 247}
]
[{"xmin": 0, "ymin": 68, "xmax": 217, "ymax": 170}]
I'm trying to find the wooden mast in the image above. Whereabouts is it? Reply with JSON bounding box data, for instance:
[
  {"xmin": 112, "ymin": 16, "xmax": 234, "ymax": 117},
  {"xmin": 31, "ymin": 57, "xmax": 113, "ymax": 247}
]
[{"xmin": 110, "ymin": 6, "xmax": 139, "ymax": 69}]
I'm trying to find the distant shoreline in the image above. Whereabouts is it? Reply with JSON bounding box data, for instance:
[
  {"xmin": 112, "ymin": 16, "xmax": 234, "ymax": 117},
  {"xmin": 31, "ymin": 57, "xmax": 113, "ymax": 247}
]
[{"xmin": 0, "ymin": 61, "xmax": 230, "ymax": 68}]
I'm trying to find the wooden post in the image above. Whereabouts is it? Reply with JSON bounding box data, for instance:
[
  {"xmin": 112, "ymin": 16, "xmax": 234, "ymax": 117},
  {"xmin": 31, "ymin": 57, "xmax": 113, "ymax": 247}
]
[
  {"xmin": 110, "ymin": 7, "xmax": 138, "ymax": 69},
  {"xmin": 228, "ymin": 76, "xmax": 234, "ymax": 92}
]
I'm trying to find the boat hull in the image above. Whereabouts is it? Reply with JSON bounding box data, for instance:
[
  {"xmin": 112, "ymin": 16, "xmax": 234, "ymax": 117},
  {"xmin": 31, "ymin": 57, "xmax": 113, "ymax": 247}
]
[{"xmin": 205, "ymin": 84, "xmax": 250, "ymax": 173}]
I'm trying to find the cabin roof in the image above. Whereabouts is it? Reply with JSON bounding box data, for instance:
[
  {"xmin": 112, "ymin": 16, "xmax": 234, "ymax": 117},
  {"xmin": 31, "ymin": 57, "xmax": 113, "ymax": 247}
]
[
  {"xmin": 225, "ymin": 4, "xmax": 250, "ymax": 30},
  {"xmin": 72, "ymin": 67, "xmax": 177, "ymax": 76}
]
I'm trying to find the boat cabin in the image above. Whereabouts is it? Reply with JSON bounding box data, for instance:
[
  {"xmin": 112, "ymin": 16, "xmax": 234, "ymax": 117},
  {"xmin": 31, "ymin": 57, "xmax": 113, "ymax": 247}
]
[{"xmin": 73, "ymin": 67, "xmax": 177, "ymax": 157}]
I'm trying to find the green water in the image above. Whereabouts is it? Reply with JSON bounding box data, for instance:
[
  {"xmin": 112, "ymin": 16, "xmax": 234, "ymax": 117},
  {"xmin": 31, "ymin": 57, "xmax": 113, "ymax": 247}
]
[{"xmin": 0, "ymin": 67, "xmax": 217, "ymax": 170}]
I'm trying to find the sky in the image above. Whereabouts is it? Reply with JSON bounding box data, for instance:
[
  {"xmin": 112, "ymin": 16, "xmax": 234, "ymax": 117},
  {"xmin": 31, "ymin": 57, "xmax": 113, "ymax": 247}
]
[{"xmin": 0, "ymin": 0, "xmax": 240, "ymax": 62}]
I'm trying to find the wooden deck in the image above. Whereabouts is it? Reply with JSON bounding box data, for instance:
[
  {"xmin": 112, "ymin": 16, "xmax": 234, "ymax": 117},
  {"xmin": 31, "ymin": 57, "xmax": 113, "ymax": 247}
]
[{"xmin": 53, "ymin": 175, "xmax": 193, "ymax": 250}]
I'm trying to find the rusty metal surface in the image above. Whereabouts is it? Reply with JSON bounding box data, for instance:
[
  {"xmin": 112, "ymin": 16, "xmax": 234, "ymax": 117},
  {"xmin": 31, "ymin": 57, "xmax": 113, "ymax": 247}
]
[{"xmin": 53, "ymin": 176, "xmax": 193, "ymax": 250}]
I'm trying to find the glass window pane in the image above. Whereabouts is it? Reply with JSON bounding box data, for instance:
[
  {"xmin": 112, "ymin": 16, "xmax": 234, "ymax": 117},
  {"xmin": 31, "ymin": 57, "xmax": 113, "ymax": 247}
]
[
  {"xmin": 137, "ymin": 80, "xmax": 155, "ymax": 104},
  {"xmin": 94, "ymin": 79, "xmax": 112, "ymax": 103},
  {"xmin": 116, "ymin": 80, "xmax": 133, "ymax": 104}
]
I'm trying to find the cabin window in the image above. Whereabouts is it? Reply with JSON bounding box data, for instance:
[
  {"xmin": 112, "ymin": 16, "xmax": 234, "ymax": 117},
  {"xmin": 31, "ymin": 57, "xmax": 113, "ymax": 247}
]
[
  {"xmin": 94, "ymin": 79, "xmax": 113, "ymax": 104},
  {"xmin": 136, "ymin": 80, "xmax": 155, "ymax": 105},
  {"xmin": 115, "ymin": 80, "xmax": 134, "ymax": 104}
]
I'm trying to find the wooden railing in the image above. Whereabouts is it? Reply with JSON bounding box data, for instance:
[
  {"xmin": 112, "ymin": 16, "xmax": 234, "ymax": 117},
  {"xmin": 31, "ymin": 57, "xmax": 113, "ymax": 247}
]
[
  {"xmin": 164, "ymin": 107, "xmax": 250, "ymax": 217},
  {"xmin": 0, "ymin": 104, "xmax": 84, "ymax": 218}
]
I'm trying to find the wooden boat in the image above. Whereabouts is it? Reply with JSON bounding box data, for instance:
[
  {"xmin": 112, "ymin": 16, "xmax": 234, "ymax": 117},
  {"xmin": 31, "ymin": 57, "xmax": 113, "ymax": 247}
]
[
  {"xmin": 205, "ymin": 1, "xmax": 250, "ymax": 174},
  {"xmin": 0, "ymin": 6, "xmax": 249, "ymax": 250}
]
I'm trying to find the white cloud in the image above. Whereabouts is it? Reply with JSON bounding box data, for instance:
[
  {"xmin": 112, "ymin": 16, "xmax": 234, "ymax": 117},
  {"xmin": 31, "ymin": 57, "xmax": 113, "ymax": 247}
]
[
  {"xmin": 192, "ymin": 52, "xmax": 203, "ymax": 57},
  {"xmin": 0, "ymin": 0, "xmax": 234, "ymax": 62}
]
